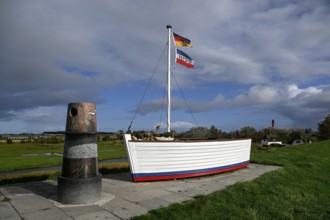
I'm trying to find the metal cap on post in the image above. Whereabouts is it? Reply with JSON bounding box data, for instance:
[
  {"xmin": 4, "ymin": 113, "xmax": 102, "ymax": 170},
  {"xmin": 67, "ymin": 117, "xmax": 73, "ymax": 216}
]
[{"xmin": 57, "ymin": 102, "xmax": 102, "ymax": 205}]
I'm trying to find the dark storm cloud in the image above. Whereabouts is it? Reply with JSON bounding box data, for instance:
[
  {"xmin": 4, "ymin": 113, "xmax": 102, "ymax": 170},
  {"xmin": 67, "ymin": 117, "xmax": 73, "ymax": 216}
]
[{"xmin": 1, "ymin": 0, "xmax": 330, "ymax": 131}]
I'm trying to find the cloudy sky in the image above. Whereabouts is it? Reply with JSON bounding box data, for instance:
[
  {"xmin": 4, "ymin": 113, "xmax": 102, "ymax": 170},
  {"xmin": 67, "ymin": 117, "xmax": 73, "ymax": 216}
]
[{"xmin": 1, "ymin": 0, "xmax": 330, "ymax": 133}]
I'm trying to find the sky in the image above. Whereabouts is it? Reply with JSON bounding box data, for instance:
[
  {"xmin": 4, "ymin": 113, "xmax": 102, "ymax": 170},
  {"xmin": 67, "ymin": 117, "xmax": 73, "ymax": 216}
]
[{"xmin": 1, "ymin": 0, "xmax": 330, "ymax": 134}]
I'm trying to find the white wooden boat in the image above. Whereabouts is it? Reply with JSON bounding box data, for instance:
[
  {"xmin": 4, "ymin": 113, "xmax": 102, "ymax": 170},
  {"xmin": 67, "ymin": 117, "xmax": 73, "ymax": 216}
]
[
  {"xmin": 124, "ymin": 134, "xmax": 251, "ymax": 182},
  {"xmin": 123, "ymin": 25, "xmax": 251, "ymax": 182}
]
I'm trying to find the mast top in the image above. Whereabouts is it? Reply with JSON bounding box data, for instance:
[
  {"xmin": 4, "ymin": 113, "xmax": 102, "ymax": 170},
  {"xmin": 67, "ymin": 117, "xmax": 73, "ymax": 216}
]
[{"xmin": 166, "ymin": 25, "xmax": 172, "ymax": 29}]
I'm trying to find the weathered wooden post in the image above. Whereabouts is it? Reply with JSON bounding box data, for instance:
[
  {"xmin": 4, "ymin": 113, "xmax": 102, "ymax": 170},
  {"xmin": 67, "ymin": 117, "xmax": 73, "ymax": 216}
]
[{"xmin": 57, "ymin": 102, "xmax": 102, "ymax": 204}]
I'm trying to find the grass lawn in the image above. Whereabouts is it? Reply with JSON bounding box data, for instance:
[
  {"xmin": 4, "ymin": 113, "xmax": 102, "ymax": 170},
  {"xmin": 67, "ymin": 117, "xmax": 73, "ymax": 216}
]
[
  {"xmin": 0, "ymin": 141, "xmax": 126, "ymax": 172},
  {"xmin": 132, "ymin": 141, "xmax": 330, "ymax": 220}
]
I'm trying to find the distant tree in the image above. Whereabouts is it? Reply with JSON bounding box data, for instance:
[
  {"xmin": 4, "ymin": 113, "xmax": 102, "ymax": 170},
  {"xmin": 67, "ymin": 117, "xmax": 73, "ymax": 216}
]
[
  {"xmin": 6, "ymin": 139, "xmax": 13, "ymax": 144},
  {"xmin": 182, "ymin": 126, "xmax": 210, "ymax": 139},
  {"xmin": 318, "ymin": 115, "xmax": 330, "ymax": 140},
  {"xmin": 49, "ymin": 136, "xmax": 62, "ymax": 144},
  {"xmin": 116, "ymin": 130, "xmax": 124, "ymax": 140},
  {"xmin": 228, "ymin": 130, "xmax": 240, "ymax": 139},
  {"xmin": 170, "ymin": 129, "xmax": 177, "ymax": 137},
  {"xmin": 304, "ymin": 128, "xmax": 318, "ymax": 143},
  {"xmin": 258, "ymin": 128, "xmax": 287, "ymax": 143},
  {"xmin": 275, "ymin": 129, "xmax": 290, "ymax": 144},
  {"xmin": 209, "ymin": 125, "xmax": 222, "ymax": 139},
  {"xmin": 305, "ymin": 128, "xmax": 313, "ymax": 135},
  {"xmin": 288, "ymin": 129, "xmax": 305, "ymax": 144},
  {"xmin": 102, "ymin": 135, "xmax": 111, "ymax": 141},
  {"xmin": 239, "ymin": 126, "xmax": 257, "ymax": 142}
]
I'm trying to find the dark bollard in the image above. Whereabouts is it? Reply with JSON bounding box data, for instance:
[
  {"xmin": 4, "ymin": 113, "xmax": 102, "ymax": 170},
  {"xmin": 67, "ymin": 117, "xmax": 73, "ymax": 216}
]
[{"xmin": 57, "ymin": 102, "xmax": 102, "ymax": 204}]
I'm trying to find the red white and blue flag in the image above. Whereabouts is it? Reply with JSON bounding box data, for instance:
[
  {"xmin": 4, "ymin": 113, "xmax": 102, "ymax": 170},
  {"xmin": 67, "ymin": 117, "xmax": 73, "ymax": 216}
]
[{"xmin": 175, "ymin": 49, "xmax": 195, "ymax": 68}]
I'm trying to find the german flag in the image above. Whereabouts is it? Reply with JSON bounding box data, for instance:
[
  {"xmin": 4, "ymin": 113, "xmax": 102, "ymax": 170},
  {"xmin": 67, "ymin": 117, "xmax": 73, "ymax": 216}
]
[{"xmin": 173, "ymin": 32, "xmax": 192, "ymax": 48}]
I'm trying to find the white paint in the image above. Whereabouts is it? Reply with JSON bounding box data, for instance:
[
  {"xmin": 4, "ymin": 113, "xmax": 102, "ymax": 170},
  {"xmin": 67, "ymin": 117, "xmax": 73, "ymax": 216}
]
[
  {"xmin": 64, "ymin": 143, "xmax": 98, "ymax": 158},
  {"xmin": 123, "ymin": 134, "xmax": 251, "ymax": 175}
]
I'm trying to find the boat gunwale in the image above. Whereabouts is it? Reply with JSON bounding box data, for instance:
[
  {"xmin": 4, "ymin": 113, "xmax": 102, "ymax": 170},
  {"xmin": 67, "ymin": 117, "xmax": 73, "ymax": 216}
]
[{"xmin": 129, "ymin": 138, "xmax": 251, "ymax": 143}]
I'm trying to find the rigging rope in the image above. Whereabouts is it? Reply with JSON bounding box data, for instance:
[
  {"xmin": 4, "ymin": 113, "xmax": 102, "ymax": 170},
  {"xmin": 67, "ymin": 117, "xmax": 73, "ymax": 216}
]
[
  {"xmin": 158, "ymin": 74, "xmax": 167, "ymax": 130},
  {"xmin": 127, "ymin": 44, "xmax": 167, "ymax": 132},
  {"xmin": 171, "ymin": 68, "xmax": 199, "ymax": 127}
]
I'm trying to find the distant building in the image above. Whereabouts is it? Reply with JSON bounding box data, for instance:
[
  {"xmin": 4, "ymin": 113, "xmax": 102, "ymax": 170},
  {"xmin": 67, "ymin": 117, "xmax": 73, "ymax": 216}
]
[
  {"xmin": 261, "ymin": 135, "xmax": 283, "ymax": 146},
  {"xmin": 1, "ymin": 135, "xmax": 29, "ymax": 140},
  {"xmin": 291, "ymin": 139, "xmax": 304, "ymax": 146}
]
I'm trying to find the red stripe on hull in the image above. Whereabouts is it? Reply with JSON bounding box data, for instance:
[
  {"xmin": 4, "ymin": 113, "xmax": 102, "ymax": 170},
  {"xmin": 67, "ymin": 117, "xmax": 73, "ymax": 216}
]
[{"xmin": 132, "ymin": 163, "xmax": 249, "ymax": 182}]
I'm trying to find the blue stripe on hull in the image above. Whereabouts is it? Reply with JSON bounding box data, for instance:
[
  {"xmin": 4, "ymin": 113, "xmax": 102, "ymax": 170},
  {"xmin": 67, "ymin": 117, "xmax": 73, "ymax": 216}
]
[{"xmin": 132, "ymin": 160, "xmax": 249, "ymax": 180}]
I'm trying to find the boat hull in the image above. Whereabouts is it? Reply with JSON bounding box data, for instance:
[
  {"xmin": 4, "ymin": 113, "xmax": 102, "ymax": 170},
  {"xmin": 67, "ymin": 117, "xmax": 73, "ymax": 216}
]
[{"xmin": 123, "ymin": 134, "xmax": 251, "ymax": 182}]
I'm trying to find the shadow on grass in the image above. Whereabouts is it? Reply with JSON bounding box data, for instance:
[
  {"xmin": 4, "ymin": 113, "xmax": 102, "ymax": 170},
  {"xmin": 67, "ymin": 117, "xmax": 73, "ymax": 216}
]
[
  {"xmin": 0, "ymin": 172, "xmax": 60, "ymax": 186},
  {"xmin": 0, "ymin": 166, "xmax": 131, "ymax": 186}
]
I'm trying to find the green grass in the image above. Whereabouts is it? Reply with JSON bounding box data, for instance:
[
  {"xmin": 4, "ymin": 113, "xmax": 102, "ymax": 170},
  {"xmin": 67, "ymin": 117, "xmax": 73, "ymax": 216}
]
[
  {"xmin": 1, "ymin": 140, "xmax": 329, "ymax": 219},
  {"xmin": 0, "ymin": 141, "xmax": 126, "ymax": 172},
  {"xmin": 97, "ymin": 141, "xmax": 127, "ymax": 160},
  {"xmin": 132, "ymin": 141, "xmax": 330, "ymax": 220}
]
